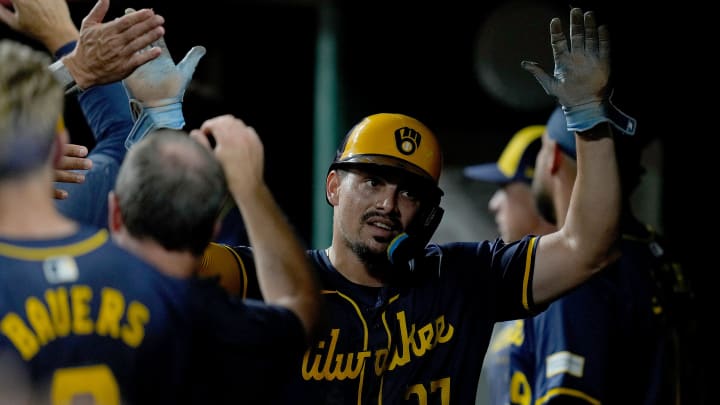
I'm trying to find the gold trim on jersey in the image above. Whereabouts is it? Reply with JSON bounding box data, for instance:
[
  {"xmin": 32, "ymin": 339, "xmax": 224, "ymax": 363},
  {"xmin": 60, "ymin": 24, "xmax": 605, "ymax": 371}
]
[
  {"xmin": 0, "ymin": 230, "xmax": 108, "ymax": 260},
  {"xmin": 522, "ymin": 236, "xmax": 538, "ymax": 311},
  {"xmin": 536, "ymin": 387, "xmax": 600, "ymax": 405},
  {"xmin": 304, "ymin": 290, "xmax": 454, "ymax": 404}
]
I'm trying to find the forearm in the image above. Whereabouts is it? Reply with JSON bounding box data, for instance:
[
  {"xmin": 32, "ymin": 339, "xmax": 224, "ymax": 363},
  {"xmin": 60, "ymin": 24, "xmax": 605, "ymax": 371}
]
[
  {"xmin": 45, "ymin": 26, "xmax": 94, "ymax": 90},
  {"xmin": 44, "ymin": 29, "xmax": 79, "ymax": 56},
  {"xmin": 533, "ymin": 123, "xmax": 620, "ymax": 305},
  {"xmin": 234, "ymin": 184, "xmax": 320, "ymax": 337},
  {"xmin": 565, "ymin": 123, "xmax": 621, "ymax": 272},
  {"xmin": 77, "ymin": 85, "xmax": 133, "ymax": 155}
]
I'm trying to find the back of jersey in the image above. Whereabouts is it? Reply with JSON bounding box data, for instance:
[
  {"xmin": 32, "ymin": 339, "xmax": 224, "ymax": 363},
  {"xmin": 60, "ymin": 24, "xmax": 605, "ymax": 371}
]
[{"xmin": 0, "ymin": 225, "xmax": 193, "ymax": 405}]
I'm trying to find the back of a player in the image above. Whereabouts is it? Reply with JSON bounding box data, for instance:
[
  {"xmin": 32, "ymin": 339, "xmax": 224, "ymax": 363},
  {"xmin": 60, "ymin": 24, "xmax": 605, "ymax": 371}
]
[
  {"xmin": 517, "ymin": 219, "xmax": 698, "ymax": 405},
  {"xmin": 0, "ymin": 225, "xmax": 193, "ymax": 404}
]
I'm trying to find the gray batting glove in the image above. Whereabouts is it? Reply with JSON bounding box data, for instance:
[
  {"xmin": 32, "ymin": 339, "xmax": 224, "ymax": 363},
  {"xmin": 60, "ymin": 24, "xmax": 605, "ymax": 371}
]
[
  {"xmin": 122, "ymin": 31, "xmax": 205, "ymax": 149},
  {"xmin": 123, "ymin": 36, "xmax": 205, "ymax": 108},
  {"xmin": 522, "ymin": 8, "xmax": 635, "ymax": 135}
]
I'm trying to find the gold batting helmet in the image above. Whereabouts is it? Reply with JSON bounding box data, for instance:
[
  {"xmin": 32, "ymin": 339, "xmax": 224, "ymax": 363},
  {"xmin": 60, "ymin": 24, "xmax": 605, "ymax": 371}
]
[{"xmin": 331, "ymin": 113, "xmax": 443, "ymax": 187}]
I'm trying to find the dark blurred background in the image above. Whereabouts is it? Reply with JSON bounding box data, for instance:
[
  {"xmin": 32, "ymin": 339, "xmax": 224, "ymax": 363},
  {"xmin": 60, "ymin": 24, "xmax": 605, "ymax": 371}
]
[{"xmin": 1, "ymin": 1, "xmax": 705, "ymax": 398}]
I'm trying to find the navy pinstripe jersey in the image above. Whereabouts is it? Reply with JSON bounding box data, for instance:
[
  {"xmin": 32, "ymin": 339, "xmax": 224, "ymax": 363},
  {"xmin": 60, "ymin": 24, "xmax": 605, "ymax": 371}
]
[
  {"xmin": 261, "ymin": 235, "xmax": 542, "ymax": 405},
  {"xmin": 506, "ymin": 221, "xmax": 686, "ymax": 405},
  {"xmin": 0, "ymin": 225, "xmax": 193, "ymax": 404}
]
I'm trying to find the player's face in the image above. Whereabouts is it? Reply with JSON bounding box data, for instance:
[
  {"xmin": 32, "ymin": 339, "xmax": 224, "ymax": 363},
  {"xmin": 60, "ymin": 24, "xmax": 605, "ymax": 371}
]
[
  {"xmin": 489, "ymin": 181, "xmax": 544, "ymax": 242},
  {"xmin": 333, "ymin": 167, "xmax": 422, "ymax": 259}
]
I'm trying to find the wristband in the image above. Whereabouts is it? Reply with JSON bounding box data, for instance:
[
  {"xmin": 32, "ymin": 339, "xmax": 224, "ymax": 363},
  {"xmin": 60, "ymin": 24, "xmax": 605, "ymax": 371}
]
[
  {"xmin": 125, "ymin": 100, "xmax": 185, "ymax": 150},
  {"xmin": 562, "ymin": 97, "xmax": 637, "ymax": 136},
  {"xmin": 48, "ymin": 59, "xmax": 81, "ymax": 95}
]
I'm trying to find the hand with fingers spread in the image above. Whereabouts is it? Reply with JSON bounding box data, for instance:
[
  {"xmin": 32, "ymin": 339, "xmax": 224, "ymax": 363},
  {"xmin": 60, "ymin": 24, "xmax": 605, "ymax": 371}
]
[
  {"xmin": 522, "ymin": 8, "xmax": 608, "ymax": 109},
  {"xmin": 522, "ymin": 7, "xmax": 635, "ymax": 134},
  {"xmin": 122, "ymin": 20, "xmax": 205, "ymax": 108},
  {"xmin": 0, "ymin": 0, "xmax": 165, "ymax": 90},
  {"xmin": 122, "ymin": 9, "xmax": 206, "ymax": 149},
  {"xmin": 53, "ymin": 143, "xmax": 92, "ymax": 200},
  {"xmin": 63, "ymin": 0, "xmax": 166, "ymax": 90}
]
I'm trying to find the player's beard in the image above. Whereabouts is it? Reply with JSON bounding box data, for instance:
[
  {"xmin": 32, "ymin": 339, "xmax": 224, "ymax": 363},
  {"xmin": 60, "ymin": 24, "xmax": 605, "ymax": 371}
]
[{"xmin": 344, "ymin": 238, "xmax": 397, "ymax": 282}]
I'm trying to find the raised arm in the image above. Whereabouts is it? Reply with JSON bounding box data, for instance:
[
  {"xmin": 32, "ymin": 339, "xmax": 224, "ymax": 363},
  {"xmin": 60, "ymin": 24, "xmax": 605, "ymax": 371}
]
[
  {"xmin": 190, "ymin": 116, "xmax": 322, "ymax": 341},
  {"xmin": 0, "ymin": 0, "xmax": 165, "ymax": 91},
  {"xmin": 2, "ymin": 0, "xmax": 204, "ymax": 227},
  {"xmin": 522, "ymin": 8, "xmax": 629, "ymax": 304}
]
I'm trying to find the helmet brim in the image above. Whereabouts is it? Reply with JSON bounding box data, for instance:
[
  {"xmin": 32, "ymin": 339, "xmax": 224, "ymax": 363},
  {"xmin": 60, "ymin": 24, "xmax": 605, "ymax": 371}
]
[{"xmin": 329, "ymin": 157, "xmax": 444, "ymax": 203}]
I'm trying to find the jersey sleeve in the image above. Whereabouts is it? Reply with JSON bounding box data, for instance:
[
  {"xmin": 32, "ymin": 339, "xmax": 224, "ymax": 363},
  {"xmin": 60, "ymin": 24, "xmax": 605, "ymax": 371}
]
[
  {"xmin": 437, "ymin": 235, "xmax": 545, "ymax": 321},
  {"xmin": 198, "ymin": 243, "xmax": 261, "ymax": 299},
  {"xmin": 492, "ymin": 235, "xmax": 546, "ymax": 318}
]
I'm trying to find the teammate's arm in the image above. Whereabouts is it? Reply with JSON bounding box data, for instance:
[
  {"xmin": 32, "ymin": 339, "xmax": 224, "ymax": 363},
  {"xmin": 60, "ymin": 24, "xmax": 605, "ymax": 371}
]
[
  {"xmin": 0, "ymin": 0, "xmax": 165, "ymax": 90},
  {"xmin": 522, "ymin": 8, "xmax": 623, "ymax": 304},
  {"xmin": 190, "ymin": 115, "xmax": 322, "ymax": 341}
]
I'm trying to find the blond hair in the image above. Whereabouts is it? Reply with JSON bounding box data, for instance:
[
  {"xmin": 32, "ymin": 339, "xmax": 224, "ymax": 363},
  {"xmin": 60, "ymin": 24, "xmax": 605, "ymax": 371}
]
[{"xmin": 0, "ymin": 40, "xmax": 64, "ymax": 178}]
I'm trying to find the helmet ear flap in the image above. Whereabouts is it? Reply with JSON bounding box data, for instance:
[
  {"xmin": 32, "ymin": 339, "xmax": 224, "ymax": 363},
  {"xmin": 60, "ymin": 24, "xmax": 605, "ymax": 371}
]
[{"xmin": 387, "ymin": 203, "xmax": 444, "ymax": 271}]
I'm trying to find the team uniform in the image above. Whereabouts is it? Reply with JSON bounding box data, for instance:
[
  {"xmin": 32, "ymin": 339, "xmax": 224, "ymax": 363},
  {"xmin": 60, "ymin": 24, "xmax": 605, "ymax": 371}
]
[
  {"xmin": 506, "ymin": 220, "xmax": 693, "ymax": 405},
  {"xmin": 189, "ymin": 246, "xmax": 308, "ymax": 404},
  {"xmin": 480, "ymin": 319, "xmax": 527, "ymax": 405},
  {"xmin": 0, "ymin": 225, "xmax": 193, "ymax": 404},
  {"xmin": 52, "ymin": 39, "xmax": 248, "ymax": 246},
  {"xmin": 202, "ymin": 235, "xmax": 546, "ymax": 404},
  {"xmin": 0, "ymin": 223, "xmax": 300, "ymax": 405}
]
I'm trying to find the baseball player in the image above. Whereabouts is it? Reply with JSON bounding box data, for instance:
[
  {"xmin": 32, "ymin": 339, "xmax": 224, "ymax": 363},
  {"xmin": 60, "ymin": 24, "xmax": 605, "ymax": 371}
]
[
  {"xmin": 200, "ymin": 8, "xmax": 637, "ymax": 404},
  {"xmin": 505, "ymin": 107, "xmax": 698, "ymax": 405},
  {"xmin": 462, "ymin": 124, "xmax": 557, "ymax": 405},
  {"xmin": 0, "ymin": 38, "xmax": 193, "ymax": 405},
  {"xmin": 0, "ymin": 3, "xmax": 322, "ymax": 403},
  {"xmin": 1, "ymin": 0, "xmax": 249, "ymax": 248}
]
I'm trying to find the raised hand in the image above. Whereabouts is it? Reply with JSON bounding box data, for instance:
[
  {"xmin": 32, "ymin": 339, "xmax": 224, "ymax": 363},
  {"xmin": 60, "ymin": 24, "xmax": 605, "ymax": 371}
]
[
  {"xmin": 123, "ymin": 35, "xmax": 206, "ymax": 108},
  {"xmin": 190, "ymin": 115, "xmax": 264, "ymax": 200},
  {"xmin": 63, "ymin": 0, "xmax": 166, "ymax": 89},
  {"xmin": 0, "ymin": 0, "xmax": 166, "ymax": 90},
  {"xmin": 122, "ymin": 7, "xmax": 205, "ymax": 150},
  {"xmin": 522, "ymin": 8, "xmax": 635, "ymax": 134},
  {"xmin": 522, "ymin": 8, "xmax": 609, "ymax": 109}
]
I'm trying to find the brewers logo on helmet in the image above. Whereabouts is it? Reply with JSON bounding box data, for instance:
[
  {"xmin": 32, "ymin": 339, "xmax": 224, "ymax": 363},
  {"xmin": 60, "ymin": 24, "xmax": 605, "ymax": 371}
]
[{"xmin": 330, "ymin": 113, "xmax": 443, "ymax": 188}]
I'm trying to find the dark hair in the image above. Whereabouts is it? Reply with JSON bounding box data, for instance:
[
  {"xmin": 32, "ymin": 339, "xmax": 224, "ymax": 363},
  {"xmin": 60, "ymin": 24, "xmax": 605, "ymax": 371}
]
[{"xmin": 114, "ymin": 130, "xmax": 228, "ymax": 256}]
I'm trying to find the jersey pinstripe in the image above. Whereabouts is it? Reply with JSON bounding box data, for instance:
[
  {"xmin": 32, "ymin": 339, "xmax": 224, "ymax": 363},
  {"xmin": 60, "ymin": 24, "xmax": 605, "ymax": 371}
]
[{"xmin": 202, "ymin": 235, "xmax": 542, "ymax": 404}]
